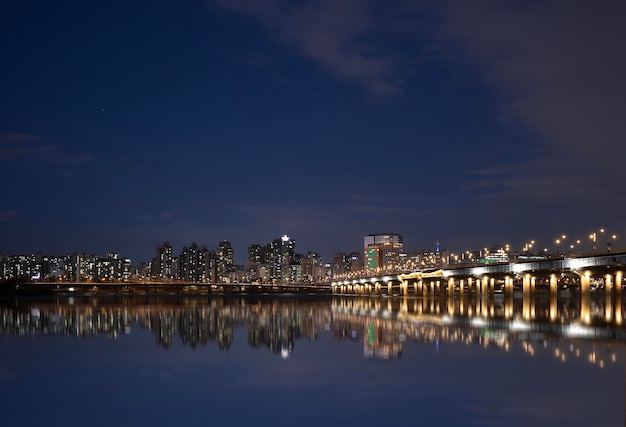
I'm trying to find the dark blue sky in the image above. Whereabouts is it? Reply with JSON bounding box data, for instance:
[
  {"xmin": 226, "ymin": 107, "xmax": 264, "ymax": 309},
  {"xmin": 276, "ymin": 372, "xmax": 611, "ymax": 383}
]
[{"xmin": 2, "ymin": 0, "xmax": 626, "ymax": 264}]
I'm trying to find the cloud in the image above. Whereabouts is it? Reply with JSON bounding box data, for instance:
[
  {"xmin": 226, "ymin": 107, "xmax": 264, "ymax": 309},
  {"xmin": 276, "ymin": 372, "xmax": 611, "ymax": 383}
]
[
  {"xmin": 0, "ymin": 132, "xmax": 40, "ymax": 144},
  {"xmin": 214, "ymin": 0, "xmax": 405, "ymax": 97},
  {"xmin": 437, "ymin": 0, "xmax": 626, "ymax": 170},
  {"xmin": 0, "ymin": 132, "xmax": 94, "ymax": 165}
]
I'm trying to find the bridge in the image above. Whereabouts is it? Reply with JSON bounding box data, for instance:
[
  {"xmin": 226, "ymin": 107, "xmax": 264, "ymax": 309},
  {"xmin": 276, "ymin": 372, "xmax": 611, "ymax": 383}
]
[{"xmin": 330, "ymin": 249, "xmax": 626, "ymax": 300}]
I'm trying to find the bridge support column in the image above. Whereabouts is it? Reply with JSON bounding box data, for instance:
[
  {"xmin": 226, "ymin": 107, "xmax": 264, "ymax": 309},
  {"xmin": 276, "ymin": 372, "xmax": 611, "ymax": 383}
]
[
  {"xmin": 467, "ymin": 278, "xmax": 473, "ymax": 295},
  {"xmin": 615, "ymin": 272, "xmax": 623, "ymax": 325},
  {"xmin": 522, "ymin": 274, "xmax": 534, "ymax": 320},
  {"xmin": 401, "ymin": 280, "xmax": 409, "ymax": 296},
  {"xmin": 480, "ymin": 276, "xmax": 490, "ymax": 316},
  {"xmin": 522, "ymin": 274, "xmax": 531, "ymax": 294},
  {"xmin": 550, "ymin": 274, "xmax": 558, "ymax": 321},
  {"xmin": 580, "ymin": 271, "xmax": 591, "ymax": 324},
  {"xmin": 549, "ymin": 274, "xmax": 558, "ymax": 294},
  {"xmin": 605, "ymin": 274, "xmax": 613, "ymax": 323},
  {"xmin": 387, "ymin": 281, "xmax": 393, "ymax": 295},
  {"xmin": 504, "ymin": 276, "xmax": 513, "ymax": 296},
  {"xmin": 448, "ymin": 278, "xmax": 455, "ymax": 297},
  {"xmin": 459, "ymin": 279, "xmax": 464, "ymax": 295}
]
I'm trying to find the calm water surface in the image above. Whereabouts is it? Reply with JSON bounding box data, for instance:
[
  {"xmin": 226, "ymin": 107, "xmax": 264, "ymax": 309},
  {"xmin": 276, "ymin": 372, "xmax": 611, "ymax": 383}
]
[{"xmin": 0, "ymin": 294, "xmax": 623, "ymax": 427}]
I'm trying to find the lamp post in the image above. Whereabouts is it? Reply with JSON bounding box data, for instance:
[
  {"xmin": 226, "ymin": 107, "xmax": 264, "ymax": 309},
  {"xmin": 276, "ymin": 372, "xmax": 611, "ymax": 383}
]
[{"xmin": 590, "ymin": 228, "xmax": 605, "ymax": 251}]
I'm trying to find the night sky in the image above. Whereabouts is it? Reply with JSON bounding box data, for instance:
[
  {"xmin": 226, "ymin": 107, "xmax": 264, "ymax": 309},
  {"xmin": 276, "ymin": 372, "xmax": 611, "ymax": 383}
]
[{"xmin": 2, "ymin": 1, "xmax": 626, "ymax": 265}]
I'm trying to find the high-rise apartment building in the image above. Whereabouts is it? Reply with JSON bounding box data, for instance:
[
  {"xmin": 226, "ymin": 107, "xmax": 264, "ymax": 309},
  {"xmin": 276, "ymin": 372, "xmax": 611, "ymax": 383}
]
[
  {"xmin": 216, "ymin": 240, "xmax": 234, "ymax": 281},
  {"xmin": 178, "ymin": 242, "xmax": 208, "ymax": 282},
  {"xmin": 247, "ymin": 244, "xmax": 262, "ymax": 264},
  {"xmin": 153, "ymin": 241, "xmax": 174, "ymax": 281},
  {"xmin": 267, "ymin": 235, "xmax": 295, "ymax": 282}
]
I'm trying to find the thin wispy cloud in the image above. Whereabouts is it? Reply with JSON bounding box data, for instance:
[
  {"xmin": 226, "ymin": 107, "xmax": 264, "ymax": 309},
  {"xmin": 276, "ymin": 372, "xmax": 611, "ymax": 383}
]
[
  {"xmin": 214, "ymin": 0, "xmax": 405, "ymax": 97},
  {"xmin": 437, "ymin": 0, "xmax": 626, "ymax": 171},
  {"xmin": 0, "ymin": 132, "xmax": 94, "ymax": 165}
]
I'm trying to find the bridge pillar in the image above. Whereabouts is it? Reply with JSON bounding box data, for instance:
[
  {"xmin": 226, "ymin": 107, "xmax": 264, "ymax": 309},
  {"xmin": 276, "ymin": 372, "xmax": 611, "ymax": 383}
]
[
  {"xmin": 522, "ymin": 274, "xmax": 534, "ymax": 320},
  {"xmin": 480, "ymin": 276, "xmax": 489, "ymax": 296},
  {"xmin": 504, "ymin": 276, "xmax": 513, "ymax": 296},
  {"xmin": 387, "ymin": 281, "xmax": 393, "ymax": 295},
  {"xmin": 467, "ymin": 277, "xmax": 474, "ymax": 294},
  {"xmin": 523, "ymin": 274, "xmax": 531, "ymax": 294},
  {"xmin": 459, "ymin": 279, "xmax": 464, "ymax": 295},
  {"xmin": 580, "ymin": 271, "xmax": 591, "ymax": 324},
  {"xmin": 448, "ymin": 278, "xmax": 455, "ymax": 297},
  {"xmin": 401, "ymin": 280, "xmax": 409, "ymax": 296},
  {"xmin": 615, "ymin": 272, "xmax": 623, "ymax": 325},
  {"xmin": 549, "ymin": 274, "xmax": 558, "ymax": 294},
  {"xmin": 480, "ymin": 277, "xmax": 489, "ymax": 316},
  {"xmin": 549, "ymin": 274, "xmax": 558, "ymax": 321},
  {"xmin": 605, "ymin": 274, "xmax": 613, "ymax": 323}
]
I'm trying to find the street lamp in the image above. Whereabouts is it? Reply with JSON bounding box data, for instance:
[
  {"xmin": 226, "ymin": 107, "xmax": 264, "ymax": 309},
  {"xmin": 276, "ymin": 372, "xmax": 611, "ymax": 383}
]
[{"xmin": 590, "ymin": 228, "xmax": 605, "ymax": 251}]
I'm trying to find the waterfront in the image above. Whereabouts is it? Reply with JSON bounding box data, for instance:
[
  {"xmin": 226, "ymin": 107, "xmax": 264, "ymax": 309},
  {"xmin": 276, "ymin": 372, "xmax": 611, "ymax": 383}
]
[{"xmin": 0, "ymin": 294, "xmax": 623, "ymax": 427}]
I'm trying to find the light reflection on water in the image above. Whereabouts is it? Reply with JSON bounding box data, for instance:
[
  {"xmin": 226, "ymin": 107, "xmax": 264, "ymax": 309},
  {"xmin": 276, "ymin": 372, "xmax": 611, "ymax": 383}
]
[{"xmin": 0, "ymin": 294, "xmax": 623, "ymax": 427}]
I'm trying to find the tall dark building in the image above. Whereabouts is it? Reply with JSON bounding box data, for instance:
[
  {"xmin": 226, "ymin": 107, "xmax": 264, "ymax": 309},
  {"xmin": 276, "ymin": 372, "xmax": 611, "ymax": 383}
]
[
  {"xmin": 153, "ymin": 241, "xmax": 174, "ymax": 281},
  {"xmin": 267, "ymin": 235, "xmax": 295, "ymax": 282},
  {"xmin": 248, "ymin": 244, "xmax": 262, "ymax": 264},
  {"xmin": 178, "ymin": 242, "xmax": 208, "ymax": 282},
  {"xmin": 216, "ymin": 240, "xmax": 234, "ymax": 282}
]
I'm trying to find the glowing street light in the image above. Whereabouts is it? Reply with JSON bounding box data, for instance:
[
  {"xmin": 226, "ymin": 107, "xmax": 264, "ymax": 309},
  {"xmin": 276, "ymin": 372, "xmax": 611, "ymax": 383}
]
[{"xmin": 590, "ymin": 228, "xmax": 605, "ymax": 251}]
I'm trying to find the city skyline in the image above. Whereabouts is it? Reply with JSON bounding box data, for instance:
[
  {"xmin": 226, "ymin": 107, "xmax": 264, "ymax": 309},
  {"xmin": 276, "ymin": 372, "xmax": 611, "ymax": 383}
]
[{"xmin": 2, "ymin": 1, "xmax": 626, "ymax": 267}]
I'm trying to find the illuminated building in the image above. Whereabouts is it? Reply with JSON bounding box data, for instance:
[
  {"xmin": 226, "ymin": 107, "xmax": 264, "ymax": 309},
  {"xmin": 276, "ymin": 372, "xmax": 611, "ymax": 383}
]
[
  {"xmin": 178, "ymin": 242, "xmax": 208, "ymax": 282},
  {"xmin": 363, "ymin": 233, "xmax": 403, "ymax": 273},
  {"xmin": 153, "ymin": 241, "xmax": 174, "ymax": 281},
  {"xmin": 267, "ymin": 235, "xmax": 295, "ymax": 282},
  {"xmin": 216, "ymin": 240, "xmax": 234, "ymax": 282}
]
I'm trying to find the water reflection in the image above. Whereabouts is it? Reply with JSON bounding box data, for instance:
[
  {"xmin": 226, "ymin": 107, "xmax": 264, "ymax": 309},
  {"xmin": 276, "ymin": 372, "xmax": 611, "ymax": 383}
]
[
  {"xmin": 1, "ymin": 294, "xmax": 623, "ymax": 368},
  {"xmin": 1, "ymin": 294, "xmax": 624, "ymax": 427}
]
